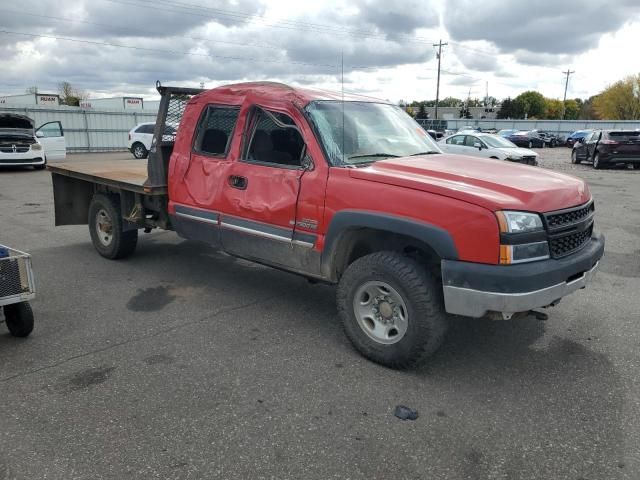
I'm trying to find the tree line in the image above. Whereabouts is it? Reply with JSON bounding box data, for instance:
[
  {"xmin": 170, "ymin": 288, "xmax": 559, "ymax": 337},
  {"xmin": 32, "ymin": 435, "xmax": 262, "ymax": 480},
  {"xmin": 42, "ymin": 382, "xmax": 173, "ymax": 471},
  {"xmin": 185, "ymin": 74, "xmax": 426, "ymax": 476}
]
[{"xmin": 401, "ymin": 73, "xmax": 640, "ymax": 121}]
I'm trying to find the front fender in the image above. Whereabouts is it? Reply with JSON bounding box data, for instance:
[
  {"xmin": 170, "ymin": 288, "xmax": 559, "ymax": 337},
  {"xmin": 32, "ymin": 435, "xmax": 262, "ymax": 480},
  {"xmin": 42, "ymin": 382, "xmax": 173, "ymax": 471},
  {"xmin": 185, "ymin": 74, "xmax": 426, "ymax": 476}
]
[{"xmin": 320, "ymin": 210, "xmax": 458, "ymax": 279}]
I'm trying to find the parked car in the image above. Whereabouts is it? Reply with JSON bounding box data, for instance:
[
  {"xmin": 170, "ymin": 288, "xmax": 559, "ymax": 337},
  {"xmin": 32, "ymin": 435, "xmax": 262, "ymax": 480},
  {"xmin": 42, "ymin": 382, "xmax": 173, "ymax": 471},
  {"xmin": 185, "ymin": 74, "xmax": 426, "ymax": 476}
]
[
  {"xmin": 49, "ymin": 82, "xmax": 604, "ymax": 369},
  {"xmin": 0, "ymin": 113, "xmax": 66, "ymax": 169},
  {"xmin": 507, "ymin": 130, "xmax": 547, "ymax": 148},
  {"xmin": 538, "ymin": 131, "xmax": 561, "ymax": 147},
  {"xmin": 440, "ymin": 132, "xmax": 538, "ymax": 165},
  {"xmin": 572, "ymin": 130, "xmax": 640, "ymax": 169},
  {"xmin": 566, "ymin": 130, "xmax": 592, "ymax": 148},
  {"xmin": 497, "ymin": 129, "xmax": 518, "ymax": 138},
  {"xmin": 128, "ymin": 122, "xmax": 176, "ymax": 159}
]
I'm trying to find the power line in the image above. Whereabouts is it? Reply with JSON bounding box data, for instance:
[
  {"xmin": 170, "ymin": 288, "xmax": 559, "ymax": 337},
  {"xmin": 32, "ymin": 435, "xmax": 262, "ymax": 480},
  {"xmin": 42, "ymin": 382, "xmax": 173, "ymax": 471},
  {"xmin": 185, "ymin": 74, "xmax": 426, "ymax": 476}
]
[
  {"xmin": 1, "ymin": 9, "xmax": 284, "ymax": 50},
  {"xmin": 0, "ymin": 29, "xmax": 338, "ymax": 69},
  {"xmin": 104, "ymin": 0, "xmax": 439, "ymax": 45}
]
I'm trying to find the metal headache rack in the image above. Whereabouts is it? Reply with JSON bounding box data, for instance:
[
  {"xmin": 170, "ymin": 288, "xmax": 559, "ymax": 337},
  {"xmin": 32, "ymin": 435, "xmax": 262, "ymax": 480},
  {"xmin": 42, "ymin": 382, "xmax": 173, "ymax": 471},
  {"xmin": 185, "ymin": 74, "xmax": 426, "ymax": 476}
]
[
  {"xmin": 146, "ymin": 81, "xmax": 205, "ymax": 189},
  {"xmin": 0, "ymin": 245, "xmax": 36, "ymax": 307}
]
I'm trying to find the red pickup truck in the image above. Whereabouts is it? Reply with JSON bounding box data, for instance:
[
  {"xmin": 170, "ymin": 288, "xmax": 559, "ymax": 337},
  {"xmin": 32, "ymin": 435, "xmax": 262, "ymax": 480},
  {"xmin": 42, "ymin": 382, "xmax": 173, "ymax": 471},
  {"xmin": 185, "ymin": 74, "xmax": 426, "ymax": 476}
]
[{"xmin": 49, "ymin": 82, "xmax": 604, "ymax": 368}]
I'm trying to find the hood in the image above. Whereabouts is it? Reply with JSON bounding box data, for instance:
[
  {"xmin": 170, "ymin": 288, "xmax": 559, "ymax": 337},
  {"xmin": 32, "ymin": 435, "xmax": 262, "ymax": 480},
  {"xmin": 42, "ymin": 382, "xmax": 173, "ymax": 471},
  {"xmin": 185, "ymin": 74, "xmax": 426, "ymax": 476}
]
[
  {"xmin": 498, "ymin": 147, "xmax": 538, "ymax": 158},
  {"xmin": 348, "ymin": 154, "xmax": 590, "ymax": 212},
  {"xmin": 0, "ymin": 113, "xmax": 35, "ymax": 130}
]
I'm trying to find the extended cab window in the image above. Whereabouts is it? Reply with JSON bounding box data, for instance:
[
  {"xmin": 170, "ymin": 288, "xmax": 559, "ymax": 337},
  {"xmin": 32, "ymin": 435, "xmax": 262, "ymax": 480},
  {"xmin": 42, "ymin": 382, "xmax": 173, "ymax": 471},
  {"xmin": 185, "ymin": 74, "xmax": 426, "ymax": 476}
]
[
  {"xmin": 244, "ymin": 108, "xmax": 304, "ymax": 167},
  {"xmin": 193, "ymin": 105, "xmax": 239, "ymax": 156}
]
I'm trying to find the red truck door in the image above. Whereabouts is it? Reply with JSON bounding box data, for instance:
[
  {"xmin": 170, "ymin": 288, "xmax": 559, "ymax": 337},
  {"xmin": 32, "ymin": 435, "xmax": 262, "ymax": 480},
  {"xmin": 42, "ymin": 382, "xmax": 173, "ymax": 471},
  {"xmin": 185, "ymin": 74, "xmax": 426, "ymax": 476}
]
[{"xmin": 217, "ymin": 105, "xmax": 322, "ymax": 274}]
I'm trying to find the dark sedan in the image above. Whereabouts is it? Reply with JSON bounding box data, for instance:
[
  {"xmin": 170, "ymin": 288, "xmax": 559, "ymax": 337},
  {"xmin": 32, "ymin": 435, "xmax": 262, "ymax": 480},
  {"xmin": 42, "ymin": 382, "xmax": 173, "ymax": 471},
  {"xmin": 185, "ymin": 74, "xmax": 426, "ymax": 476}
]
[
  {"xmin": 571, "ymin": 130, "xmax": 640, "ymax": 169},
  {"xmin": 507, "ymin": 130, "xmax": 546, "ymax": 148},
  {"xmin": 566, "ymin": 130, "xmax": 592, "ymax": 148}
]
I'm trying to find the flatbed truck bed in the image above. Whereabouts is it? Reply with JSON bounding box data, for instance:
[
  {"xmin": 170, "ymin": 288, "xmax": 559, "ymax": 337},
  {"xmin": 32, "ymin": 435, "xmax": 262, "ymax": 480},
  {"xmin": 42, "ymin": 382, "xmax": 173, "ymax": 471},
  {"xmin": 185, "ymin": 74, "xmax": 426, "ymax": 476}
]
[{"xmin": 48, "ymin": 160, "xmax": 166, "ymax": 195}]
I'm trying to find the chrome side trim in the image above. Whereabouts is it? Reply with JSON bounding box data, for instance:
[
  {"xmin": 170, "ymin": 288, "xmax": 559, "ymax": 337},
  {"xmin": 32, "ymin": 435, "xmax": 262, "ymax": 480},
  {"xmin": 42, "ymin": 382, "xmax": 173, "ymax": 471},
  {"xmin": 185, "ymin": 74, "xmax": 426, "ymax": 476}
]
[
  {"xmin": 443, "ymin": 261, "xmax": 600, "ymax": 318},
  {"xmin": 175, "ymin": 211, "xmax": 218, "ymax": 225},
  {"xmin": 220, "ymin": 221, "xmax": 291, "ymax": 243}
]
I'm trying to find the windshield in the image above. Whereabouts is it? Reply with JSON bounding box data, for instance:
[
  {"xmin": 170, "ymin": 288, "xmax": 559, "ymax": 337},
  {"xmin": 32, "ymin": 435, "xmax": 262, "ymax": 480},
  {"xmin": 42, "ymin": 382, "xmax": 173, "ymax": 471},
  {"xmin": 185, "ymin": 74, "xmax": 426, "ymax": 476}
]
[
  {"xmin": 481, "ymin": 135, "xmax": 517, "ymax": 148},
  {"xmin": 305, "ymin": 101, "xmax": 442, "ymax": 166}
]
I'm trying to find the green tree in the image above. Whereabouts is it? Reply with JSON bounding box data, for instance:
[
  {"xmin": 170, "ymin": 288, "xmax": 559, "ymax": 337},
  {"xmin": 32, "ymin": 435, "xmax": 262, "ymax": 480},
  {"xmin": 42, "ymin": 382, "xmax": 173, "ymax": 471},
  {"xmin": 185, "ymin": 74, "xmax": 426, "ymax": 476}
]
[
  {"xmin": 544, "ymin": 98, "xmax": 564, "ymax": 119},
  {"xmin": 497, "ymin": 97, "xmax": 516, "ymax": 119},
  {"xmin": 579, "ymin": 96, "xmax": 598, "ymax": 120},
  {"xmin": 439, "ymin": 96, "xmax": 462, "ymax": 107},
  {"xmin": 513, "ymin": 91, "xmax": 546, "ymax": 119},
  {"xmin": 417, "ymin": 102, "xmax": 427, "ymax": 119},
  {"xmin": 563, "ymin": 99, "xmax": 580, "ymax": 120},
  {"xmin": 593, "ymin": 73, "xmax": 640, "ymax": 120}
]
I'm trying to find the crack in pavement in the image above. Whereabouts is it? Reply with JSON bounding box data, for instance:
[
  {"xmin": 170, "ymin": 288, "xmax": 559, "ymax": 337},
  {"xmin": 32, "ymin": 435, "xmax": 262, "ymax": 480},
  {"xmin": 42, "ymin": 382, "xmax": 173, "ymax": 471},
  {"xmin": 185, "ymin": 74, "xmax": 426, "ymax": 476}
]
[{"xmin": 0, "ymin": 292, "xmax": 285, "ymax": 384}]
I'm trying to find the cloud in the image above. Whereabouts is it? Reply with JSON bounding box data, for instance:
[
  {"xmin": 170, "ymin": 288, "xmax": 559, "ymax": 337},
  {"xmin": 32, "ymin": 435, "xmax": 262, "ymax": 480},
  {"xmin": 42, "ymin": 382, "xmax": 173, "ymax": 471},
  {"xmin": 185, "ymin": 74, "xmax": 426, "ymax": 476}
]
[
  {"xmin": 443, "ymin": 0, "xmax": 640, "ymax": 55},
  {"xmin": 0, "ymin": 0, "xmax": 438, "ymax": 97}
]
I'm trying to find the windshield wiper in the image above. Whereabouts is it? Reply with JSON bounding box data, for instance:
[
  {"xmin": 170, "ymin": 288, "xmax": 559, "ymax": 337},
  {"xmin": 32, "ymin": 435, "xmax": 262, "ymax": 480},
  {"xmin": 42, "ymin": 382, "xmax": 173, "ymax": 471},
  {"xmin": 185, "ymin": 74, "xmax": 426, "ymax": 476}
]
[
  {"xmin": 348, "ymin": 153, "xmax": 400, "ymax": 160},
  {"xmin": 409, "ymin": 151, "xmax": 440, "ymax": 156}
]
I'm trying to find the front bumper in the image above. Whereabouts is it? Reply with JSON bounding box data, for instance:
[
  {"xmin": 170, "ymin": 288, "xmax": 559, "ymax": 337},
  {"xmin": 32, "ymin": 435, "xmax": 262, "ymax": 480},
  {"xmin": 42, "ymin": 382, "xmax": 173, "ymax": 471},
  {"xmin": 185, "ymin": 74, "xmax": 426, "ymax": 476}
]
[
  {"xmin": 441, "ymin": 232, "xmax": 605, "ymax": 318},
  {"xmin": 0, "ymin": 150, "xmax": 44, "ymax": 166}
]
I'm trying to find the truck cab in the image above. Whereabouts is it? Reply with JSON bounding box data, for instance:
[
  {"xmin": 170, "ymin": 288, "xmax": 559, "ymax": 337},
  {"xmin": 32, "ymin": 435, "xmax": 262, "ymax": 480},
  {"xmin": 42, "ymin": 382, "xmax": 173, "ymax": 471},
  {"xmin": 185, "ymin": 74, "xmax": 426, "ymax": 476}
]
[{"xmin": 49, "ymin": 82, "xmax": 605, "ymax": 369}]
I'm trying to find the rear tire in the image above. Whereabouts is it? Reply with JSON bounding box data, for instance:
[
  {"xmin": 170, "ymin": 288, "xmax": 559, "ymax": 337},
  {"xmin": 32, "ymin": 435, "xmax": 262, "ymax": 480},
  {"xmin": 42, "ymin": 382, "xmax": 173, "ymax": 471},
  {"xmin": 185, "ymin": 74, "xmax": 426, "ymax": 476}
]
[
  {"xmin": 132, "ymin": 142, "xmax": 148, "ymax": 159},
  {"xmin": 4, "ymin": 302, "xmax": 34, "ymax": 337},
  {"xmin": 337, "ymin": 251, "xmax": 448, "ymax": 369},
  {"xmin": 571, "ymin": 150, "xmax": 580, "ymax": 164},
  {"xmin": 88, "ymin": 193, "xmax": 138, "ymax": 259}
]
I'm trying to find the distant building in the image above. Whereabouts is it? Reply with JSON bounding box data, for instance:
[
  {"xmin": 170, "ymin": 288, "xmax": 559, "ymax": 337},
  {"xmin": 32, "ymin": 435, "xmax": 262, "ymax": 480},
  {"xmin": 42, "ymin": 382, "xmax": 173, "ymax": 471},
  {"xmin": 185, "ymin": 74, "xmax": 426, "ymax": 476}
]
[
  {"xmin": 80, "ymin": 96, "xmax": 144, "ymax": 111},
  {"xmin": 0, "ymin": 93, "xmax": 60, "ymax": 106}
]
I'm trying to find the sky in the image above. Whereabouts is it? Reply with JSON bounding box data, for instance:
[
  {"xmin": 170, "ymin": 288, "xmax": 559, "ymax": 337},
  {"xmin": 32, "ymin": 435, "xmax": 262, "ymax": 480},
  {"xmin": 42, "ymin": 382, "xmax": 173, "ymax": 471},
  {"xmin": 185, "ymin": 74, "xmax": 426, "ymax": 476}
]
[{"xmin": 1, "ymin": 0, "xmax": 640, "ymax": 103}]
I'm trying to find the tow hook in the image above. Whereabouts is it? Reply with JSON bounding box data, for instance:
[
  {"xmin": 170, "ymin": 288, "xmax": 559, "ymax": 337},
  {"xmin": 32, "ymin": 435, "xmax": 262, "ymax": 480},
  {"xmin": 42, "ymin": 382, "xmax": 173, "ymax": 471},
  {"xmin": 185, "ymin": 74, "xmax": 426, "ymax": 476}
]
[{"xmin": 488, "ymin": 310, "xmax": 549, "ymax": 321}]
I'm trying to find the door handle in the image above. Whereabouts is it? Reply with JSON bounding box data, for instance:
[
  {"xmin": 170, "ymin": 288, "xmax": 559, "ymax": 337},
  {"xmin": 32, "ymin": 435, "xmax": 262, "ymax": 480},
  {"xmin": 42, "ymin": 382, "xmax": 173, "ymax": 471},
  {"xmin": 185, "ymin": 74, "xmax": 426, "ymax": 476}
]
[{"xmin": 228, "ymin": 175, "xmax": 248, "ymax": 190}]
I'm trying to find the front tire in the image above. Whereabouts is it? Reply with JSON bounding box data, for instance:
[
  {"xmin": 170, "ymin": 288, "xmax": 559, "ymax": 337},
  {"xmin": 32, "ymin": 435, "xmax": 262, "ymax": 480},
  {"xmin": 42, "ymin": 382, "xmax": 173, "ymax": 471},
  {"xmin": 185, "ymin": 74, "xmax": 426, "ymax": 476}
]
[
  {"xmin": 88, "ymin": 193, "xmax": 138, "ymax": 259},
  {"xmin": 131, "ymin": 142, "xmax": 148, "ymax": 159},
  {"xmin": 571, "ymin": 150, "xmax": 581, "ymax": 164},
  {"xmin": 33, "ymin": 157, "xmax": 47, "ymax": 170},
  {"xmin": 337, "ymin": 251, "xmax": 448, "ymax": 369},
  {"xmin": 4, "ymin": 302, "xmax": 34, "ymax": 337}
]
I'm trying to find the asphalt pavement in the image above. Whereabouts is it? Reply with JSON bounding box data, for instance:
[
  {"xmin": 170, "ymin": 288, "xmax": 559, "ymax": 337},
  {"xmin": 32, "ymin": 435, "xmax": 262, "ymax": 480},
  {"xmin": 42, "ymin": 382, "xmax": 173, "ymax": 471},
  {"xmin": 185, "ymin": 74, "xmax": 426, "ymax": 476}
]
[{"xmin": 0, "ymin": 149, "xmax": 639, "ymax": 479}]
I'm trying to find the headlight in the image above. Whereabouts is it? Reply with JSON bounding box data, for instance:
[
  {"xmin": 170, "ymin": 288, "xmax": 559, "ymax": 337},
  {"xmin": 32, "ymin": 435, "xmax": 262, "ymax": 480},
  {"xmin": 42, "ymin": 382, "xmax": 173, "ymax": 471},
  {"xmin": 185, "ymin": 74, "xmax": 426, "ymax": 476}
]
[
  {"xmin": 496, "ymin": 211, "xmax": 549, "ymax": 264},
  {"xmin": 31, "ymin": 143, "xmax": 42, "ymax": 151},
  {"xmin": 506, "ymin": 154, "xmax": 521, "ymax": 161},
  {"xmin": 496, "ymin": 211, "xmax": 543, "ymax": 233}
]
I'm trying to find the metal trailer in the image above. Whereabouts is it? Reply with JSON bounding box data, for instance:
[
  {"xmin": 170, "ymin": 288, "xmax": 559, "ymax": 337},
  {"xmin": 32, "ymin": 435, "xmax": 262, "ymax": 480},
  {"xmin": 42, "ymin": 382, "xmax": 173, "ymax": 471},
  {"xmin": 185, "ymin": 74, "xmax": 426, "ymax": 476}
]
[{"xmin": 0, "ymin": 245, "xmax": 36, "ymax": 337}]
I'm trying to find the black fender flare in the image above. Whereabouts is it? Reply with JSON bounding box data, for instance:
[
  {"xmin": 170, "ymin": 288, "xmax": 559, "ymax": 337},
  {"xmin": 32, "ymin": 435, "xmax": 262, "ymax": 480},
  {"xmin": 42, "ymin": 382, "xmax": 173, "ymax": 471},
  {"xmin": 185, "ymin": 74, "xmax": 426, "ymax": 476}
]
[{"xmin": 320, "ymin": 210, "xmax": 458, "ymax": 279}]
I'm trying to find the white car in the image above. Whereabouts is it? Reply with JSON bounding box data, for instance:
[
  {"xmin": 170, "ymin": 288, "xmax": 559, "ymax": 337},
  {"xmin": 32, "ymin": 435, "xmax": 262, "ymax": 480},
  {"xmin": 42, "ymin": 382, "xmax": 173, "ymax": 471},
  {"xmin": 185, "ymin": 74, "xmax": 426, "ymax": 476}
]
[
  {"xmin": 439, "ymin": 132, "xmax": 538, "ymax": 165},
  {"xmin": 128, "ymin": 122, "xmax": 176, "ymax": 159},
  {"xmin": 0, "ymin": 114, "xmax": 66, "ymax": 169}
]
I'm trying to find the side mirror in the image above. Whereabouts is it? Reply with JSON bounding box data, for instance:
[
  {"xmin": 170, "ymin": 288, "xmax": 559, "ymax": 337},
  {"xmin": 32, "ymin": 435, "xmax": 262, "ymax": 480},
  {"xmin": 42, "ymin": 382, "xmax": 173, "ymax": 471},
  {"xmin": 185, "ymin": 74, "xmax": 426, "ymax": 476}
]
[
  {"xmin": 35, "ymin": 131, "xmax": 44, "ymax": 138},
  {"xmin": 301, "ymin": 154, "xmax": 314, "ymax": 171},
  {"xmin": 474, "ymin": 142, "xmax": 482, "ymax": 150}
]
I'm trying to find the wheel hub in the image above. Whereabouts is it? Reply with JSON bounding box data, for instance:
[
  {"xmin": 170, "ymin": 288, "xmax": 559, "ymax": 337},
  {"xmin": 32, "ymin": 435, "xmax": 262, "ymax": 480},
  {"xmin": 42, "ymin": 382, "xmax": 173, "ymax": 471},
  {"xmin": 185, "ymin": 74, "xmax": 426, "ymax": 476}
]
[
  {"xmin": 95, "ymin": 209, "xmax": 114, "ymax": 246},
  {"xmin": 353, "ymin": 281, "xmax": 409, "ymax": 344}
]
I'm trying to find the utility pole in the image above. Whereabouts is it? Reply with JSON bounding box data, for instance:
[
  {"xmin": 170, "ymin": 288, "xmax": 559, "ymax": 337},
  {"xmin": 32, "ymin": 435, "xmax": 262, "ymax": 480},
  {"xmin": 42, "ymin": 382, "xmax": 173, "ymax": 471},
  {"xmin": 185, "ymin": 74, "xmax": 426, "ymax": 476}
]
[
  {"xmin": 433, "ymin": 39, "xmax": 448, "ymax": 120},
  {"xmin": 561, "ymin": 69, "xmax": 575, "ymax": 119}
]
